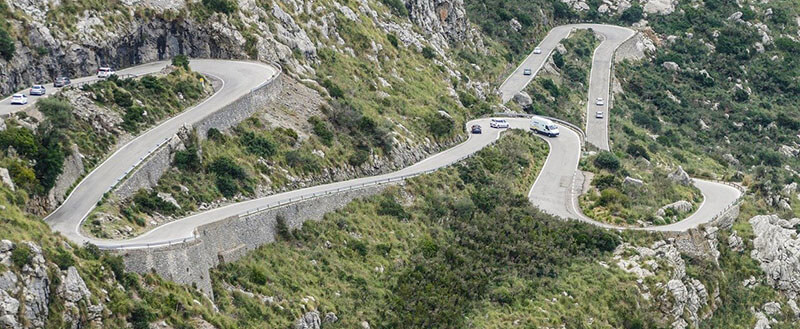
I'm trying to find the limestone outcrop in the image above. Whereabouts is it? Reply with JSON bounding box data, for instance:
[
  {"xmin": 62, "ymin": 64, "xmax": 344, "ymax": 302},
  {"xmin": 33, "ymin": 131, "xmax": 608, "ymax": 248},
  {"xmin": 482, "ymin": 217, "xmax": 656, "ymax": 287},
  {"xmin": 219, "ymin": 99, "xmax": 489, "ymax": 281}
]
[{"xmin": 750, "ymin": 215, "xmax": 800, "ymax": 297}]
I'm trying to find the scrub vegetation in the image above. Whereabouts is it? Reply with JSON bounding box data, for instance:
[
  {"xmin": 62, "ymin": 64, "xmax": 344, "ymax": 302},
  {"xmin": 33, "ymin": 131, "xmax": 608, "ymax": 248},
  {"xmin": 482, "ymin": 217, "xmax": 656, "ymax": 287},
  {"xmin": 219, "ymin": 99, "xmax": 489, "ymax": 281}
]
[
  {"xmin": 0, "ymin": 66, "xmax": 211, "ymax": 203},
  {"xmin": 208, "ymin": 131, "xmax": 665, "ymax": 328}
]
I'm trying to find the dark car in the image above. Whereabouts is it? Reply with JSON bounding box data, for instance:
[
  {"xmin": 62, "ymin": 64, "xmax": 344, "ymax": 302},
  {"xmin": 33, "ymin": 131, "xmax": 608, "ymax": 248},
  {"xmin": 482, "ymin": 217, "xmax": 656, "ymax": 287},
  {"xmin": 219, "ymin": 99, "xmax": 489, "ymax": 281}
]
[
  {"xmin": 54, "ymin": 77, "xmax": 71, "ymax": 87},
  {"xmin": 471, "ymin": 124, "xmax": 482, "ymax": 134}
]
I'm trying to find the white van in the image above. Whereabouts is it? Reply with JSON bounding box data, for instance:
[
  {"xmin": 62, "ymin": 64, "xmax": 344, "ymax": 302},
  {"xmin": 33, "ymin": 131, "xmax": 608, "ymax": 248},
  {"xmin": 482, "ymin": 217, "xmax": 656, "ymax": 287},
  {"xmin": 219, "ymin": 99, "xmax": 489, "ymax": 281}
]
[{"xmin": 530, "ymin": 116, "xmax": 560, "ymax": 137}]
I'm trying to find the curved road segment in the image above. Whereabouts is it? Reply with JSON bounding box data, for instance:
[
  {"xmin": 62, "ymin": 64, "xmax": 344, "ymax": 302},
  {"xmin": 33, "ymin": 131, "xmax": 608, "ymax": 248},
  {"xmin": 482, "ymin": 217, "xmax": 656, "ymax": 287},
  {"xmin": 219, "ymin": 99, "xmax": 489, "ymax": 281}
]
[
  {"xmin": 35, "ymin": 25, "xmax": 740, "ymax": 249},
  {"xmin": 42, "ymin": 60, "xmax": 278, "ymax": 245},
  {"xmin": 499, "ymin": 24, "xmax": 635, "ymax": 151}
]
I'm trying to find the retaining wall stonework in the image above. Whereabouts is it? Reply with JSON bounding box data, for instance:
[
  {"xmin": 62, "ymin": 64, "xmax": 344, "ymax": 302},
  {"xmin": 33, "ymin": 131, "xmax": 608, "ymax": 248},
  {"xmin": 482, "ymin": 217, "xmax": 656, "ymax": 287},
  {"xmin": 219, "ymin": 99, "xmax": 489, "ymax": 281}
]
[
  {"xmin": 194, "ymin": 74, "xmax": 284, "ymax": 139},
  {"xmin": 120, "ymin": 184, "xmax": 390, "ymax": 297},
  {"xmin": 114, "ymin": 135, "xmax": 185, "ymax": 200},
  {"xmin": 111, "ymin": 69, "xmax": 283, "ymax": 200}
]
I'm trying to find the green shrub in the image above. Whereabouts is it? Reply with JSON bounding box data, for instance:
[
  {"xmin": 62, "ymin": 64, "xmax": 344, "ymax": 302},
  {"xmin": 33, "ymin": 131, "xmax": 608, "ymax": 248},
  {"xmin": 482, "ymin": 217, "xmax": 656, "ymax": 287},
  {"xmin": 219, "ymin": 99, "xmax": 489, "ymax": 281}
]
[
  {"xmin": 552, "ymin": 51, "xmax": 565, "ymax": 68},
  {"xmin": 348, "ymin": 148, "xmax": 370, "ymax": 166},
  {"xmin": 171, "ymin": 55, "xmax": 190, "ymax": 70},
  {"xmin": 240, "ymin": 131, "xmax": 276, "ymax": 158},
  {"xmin": 377, "ymin": 195, "xmax": 409, "ymax": 219},
  {"xmin": 285, "ymin": 150, "xmax": 321, "ymax": 173},
  {"xmin": 275, "ymin": 214, "xmax": 292, "ymax": 241},
  {"xmin": 113, "ymin": 88, "xmax": 133, "ymax": 108},
  {"xmin": 322, "ymin": 79, "xmax": 344, "ymax": 98},
  {"xmin": 131, "ymin": 190, "xmax": 179, "ymax": 215},
  {"xmin": 50, "ymin": 247, "xmax": 75, "ymax": 270},
  {"xmin": 422, "ymin": 46, "xmax": 436, "ymax": 59},
  {"xmin": 387, "ymin": 33, "xmax": 399, "ymax": 48},
  {"xmin": 620, "ymin": 4, "xmax": 643, "ymax": 23},
  {"xmin": 174, "ymin": 145, "xmax": 201, "ymax": 171},
  {"xmin": 33, "ymin": 128, "xmax": 65, "ymax": 195},
  {"xmin": 625, "ymin": 143, "xmax": 650, "ymax": 160},
  {"xmin": 207, "ymin": 128, "xmax": 225, "ymax": 141},
  {"xmin": 215, "ymin": 176, "xmax": 238, "ymax": 197},
  {"xmin": 209, "ymin": 156, "xmax": 246, "ymax": 180},
  {"xmin": 594, "ymin": 151, "xmax": 620, "ymax": 171},
  {"xmin": 202, "ymin": 0, "xmax": 236, "ymax": 14},
  {"xmin": 308, "ymin": 116, "xmax": 334, "ymax": 146},
  {"xmin": 129, "ymin": 306, "xmax": 155, "ymax": 329},
  {"xmin": 10, "ymin": 244, "xmax": 32, "ymax": 268},
  {"xmin": 428, "ymin": 113, "xmax": 455, "ymax": 137},
  {"xmin": 380, "ymin": 0, "xmax": 408, "ymax": 16},
  {"xmin": 0, "ymin": 25, "xmax": 13, "ymax": 60},
  {"xmin": 36, "ymin": 97, "xmax": 73, "ymax": 128}
]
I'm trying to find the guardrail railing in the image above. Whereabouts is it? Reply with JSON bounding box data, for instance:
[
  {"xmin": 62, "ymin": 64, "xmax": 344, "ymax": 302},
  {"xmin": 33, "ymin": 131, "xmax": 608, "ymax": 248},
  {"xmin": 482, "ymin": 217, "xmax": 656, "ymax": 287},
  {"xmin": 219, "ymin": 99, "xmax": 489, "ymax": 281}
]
[{"xmin": 99, "ymin": 129, "xmax": 497, "ymax": 250}]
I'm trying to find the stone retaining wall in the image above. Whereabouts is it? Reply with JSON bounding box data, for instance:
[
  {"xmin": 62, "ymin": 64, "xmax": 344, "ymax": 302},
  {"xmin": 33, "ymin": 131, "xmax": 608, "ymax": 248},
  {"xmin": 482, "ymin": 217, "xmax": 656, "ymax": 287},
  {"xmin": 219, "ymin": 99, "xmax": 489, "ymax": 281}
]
[
  {"xmin": 114, "ymin": 135, "xmax": 186, "ymax": 200},
  {"xmin": 120, "ymin": 184, "xmax": 390, "ymax": 297},
  {"xmin": 194, "ymin": 74, "xmax": 284, "ymax": 139},
  {"xmin": 111, "ymin": 68, "xmax": 283, "ymax": 200}
]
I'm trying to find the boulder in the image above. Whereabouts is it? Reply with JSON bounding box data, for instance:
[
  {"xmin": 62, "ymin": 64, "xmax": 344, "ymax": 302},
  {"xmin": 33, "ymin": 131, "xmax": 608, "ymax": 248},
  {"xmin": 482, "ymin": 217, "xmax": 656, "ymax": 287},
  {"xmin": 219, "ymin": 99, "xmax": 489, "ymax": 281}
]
[
  {"xmin": 512, "ymin": 91, "xmax": 533, "ymax": 108},
  {"xmin": 749, "ymin": 215, "xmax": 800, "ymax": 296},
  {"xmin": 323, "ymin": 312, "xmax": 339, "ymax": 323},
  {"xmin": 728, "ymin": 230, "xmax": 744, "ymax": 252},
  {"xmin": 662, "ymin": 61, "xmax": 680, "ymax": 71},
  {"xmin": 157, "ymin": 192, "xmax": 181, "ymax": 210},
  {"xmin": 624, "ymin": 176, "xmax": 644, "ymax": 187},
  {"xmin": 0, "ymin": 168, "xmax": 14, "ymax": 191},
  {"xmin": 668, "ymin": 166, "xmax": 692, "ymax": 186},
  {"xmin": 763, "ymin": 301, "xmax": 781, "ymax": 315},
  {"xmin": 294, "ymin": 311, "xmax": 321, "ymax": 329},
  {"xmin": 723, "ymin": 153, "xmax": 739, "ymax": 165},
  {"xmin": 643, "ymin": 0, "xmax": 675, "ymax": 14},
  {"xmin": 58, "ymin": 267, "xmax": 91, "ymax": 303},
  {"xmin": 657, "ymin": 200, "xmax": 693, "ymax": 217}
]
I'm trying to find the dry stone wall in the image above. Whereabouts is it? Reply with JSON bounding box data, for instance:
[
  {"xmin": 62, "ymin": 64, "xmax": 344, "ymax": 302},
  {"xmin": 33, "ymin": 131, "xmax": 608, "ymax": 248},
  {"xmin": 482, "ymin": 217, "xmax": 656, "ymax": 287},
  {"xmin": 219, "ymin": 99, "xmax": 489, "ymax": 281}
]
[{"xmin": 120, "ymin": 184, "xmax": 390, "ymax": 297}]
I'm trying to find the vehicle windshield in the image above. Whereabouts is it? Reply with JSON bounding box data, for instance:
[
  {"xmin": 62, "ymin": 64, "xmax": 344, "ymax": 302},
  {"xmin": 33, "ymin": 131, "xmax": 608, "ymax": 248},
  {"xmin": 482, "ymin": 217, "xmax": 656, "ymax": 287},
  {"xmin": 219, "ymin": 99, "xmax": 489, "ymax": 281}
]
[{"xmin": 546, "ymin": 125, "xmax": 558, "ymax": 130}]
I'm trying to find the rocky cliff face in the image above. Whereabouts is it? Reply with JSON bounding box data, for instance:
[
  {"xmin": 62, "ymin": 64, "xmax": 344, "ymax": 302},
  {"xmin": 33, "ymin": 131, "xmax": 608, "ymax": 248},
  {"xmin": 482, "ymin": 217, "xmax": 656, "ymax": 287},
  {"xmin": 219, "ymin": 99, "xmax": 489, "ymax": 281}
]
[
  {"xmin": 750, "ymin": 215, "xmax": 800, "ymax": 298},
  {"xmin": 0, "ymin": 240, "xmax": 104, "ymax": 329},
  {"xmin": 1, "ymin": 0, "xmax": 480, "ymax": 95}
]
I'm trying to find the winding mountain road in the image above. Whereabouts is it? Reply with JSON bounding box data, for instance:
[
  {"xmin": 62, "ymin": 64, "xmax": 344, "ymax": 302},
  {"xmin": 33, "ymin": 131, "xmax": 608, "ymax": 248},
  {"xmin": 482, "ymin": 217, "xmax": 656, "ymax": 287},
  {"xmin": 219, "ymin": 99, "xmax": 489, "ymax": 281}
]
[{"xmin": 31, "ymin": 24, "xmax": 741, "ymax": 249}]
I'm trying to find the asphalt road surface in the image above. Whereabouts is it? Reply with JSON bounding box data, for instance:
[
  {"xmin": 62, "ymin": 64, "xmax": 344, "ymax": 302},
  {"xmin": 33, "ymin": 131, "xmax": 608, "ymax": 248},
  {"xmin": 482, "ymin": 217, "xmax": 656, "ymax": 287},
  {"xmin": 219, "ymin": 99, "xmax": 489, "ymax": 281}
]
[
  {"xmin": 42, "ymin": 60, "xmax": 278, "ymax": 246},
  {"xmin": 0, "ymin": 61, "xmax": 170, "ymax": 116},
  {"xmin": 498, "ymin": 24, "xmax": 636, "ymax": 150},
  {"xmin": 34, "ymin": 24, "xmax": 741, "ymax": 249}
]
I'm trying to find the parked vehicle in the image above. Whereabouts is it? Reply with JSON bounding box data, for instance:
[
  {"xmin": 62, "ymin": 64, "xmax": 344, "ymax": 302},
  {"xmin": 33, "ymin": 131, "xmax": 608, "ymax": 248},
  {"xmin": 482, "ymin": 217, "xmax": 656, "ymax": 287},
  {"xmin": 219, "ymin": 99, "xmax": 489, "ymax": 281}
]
[
  {"xmin": 533, "ymin": 47, "xmax": 542, "ymax": 54},
  {"xmin": 471, "ymin": 124, "xmax": 482, "ymax": 134},
  {"xmin": 523, "ymin": 68, "xmax": 532, "ymax": 76},
  {"xmin": 10, "ymin": 94, "xmax": 27, "ymax": 105},
  {"xmin": 596, "ymin": 111, "xmax": 604, "ymax": 119},
  {"xmin": 490, "ymin": 118, "xmax": 510, "ymax": 128},
  {"xmin": 530, "ymin": 116, "xmax": 560, "ymax": 137},
  {"xmin": 596, "ymin": 97, "xmax": 604, "ymax": 106},
  {"xmin": 54, "ymin": 77, "xmax": 71, "ymax": 87},
  {"xmin": 29, "ymin": 85, "xmax": 46, "ymax": 96},
  {"xmin": 97, "ymin": 67, "xmax": 115, "ymax": 78}
]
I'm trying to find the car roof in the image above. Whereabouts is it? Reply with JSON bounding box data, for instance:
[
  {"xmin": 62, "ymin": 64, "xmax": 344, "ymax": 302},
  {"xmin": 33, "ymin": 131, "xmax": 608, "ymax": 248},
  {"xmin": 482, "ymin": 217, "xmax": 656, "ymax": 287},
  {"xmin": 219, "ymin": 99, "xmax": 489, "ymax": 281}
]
[
  {"xmin": 13, "ymin": 93, "xmax": 24, "ymax": 97},
  {"xmin": 32, "ymin": 85, "xmax": 43, "ymax": 87}
]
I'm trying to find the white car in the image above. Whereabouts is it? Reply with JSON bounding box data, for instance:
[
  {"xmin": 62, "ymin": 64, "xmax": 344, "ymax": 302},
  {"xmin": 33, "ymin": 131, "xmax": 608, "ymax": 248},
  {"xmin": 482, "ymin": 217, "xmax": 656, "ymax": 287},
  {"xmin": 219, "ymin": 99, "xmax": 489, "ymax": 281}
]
[
  {"xmin": 533, "ymin": 47, "xmax": 542, "ymax": 54},
  {"xmin": 10, "ymin": 94, "xmax": 27, "ymax": 105},
  {"xmin": 97, "ymin": 67, "xmax": 116, "ymax": 78},
  {"xmin": 29, "ymin": 85, "xmax": 46, "ymax": 96},
  {"xmin": 490, "ymin": 118, "xmax": 510, "ymax": 128},
  {"xmin": 596, "ymin": 97, "xmax": 604, "ymax": 106},
  {"xmin": 596, "ymin": 111, "xmax": 604, "ymax": 119}
]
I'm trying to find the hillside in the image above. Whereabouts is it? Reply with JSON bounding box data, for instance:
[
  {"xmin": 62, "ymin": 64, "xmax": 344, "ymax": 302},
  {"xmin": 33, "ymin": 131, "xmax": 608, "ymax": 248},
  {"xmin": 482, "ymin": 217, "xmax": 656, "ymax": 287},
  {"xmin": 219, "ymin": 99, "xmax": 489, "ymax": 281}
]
[{"xmin": 1, "ymin": 0, "xmax": 800, "ymax": 328}]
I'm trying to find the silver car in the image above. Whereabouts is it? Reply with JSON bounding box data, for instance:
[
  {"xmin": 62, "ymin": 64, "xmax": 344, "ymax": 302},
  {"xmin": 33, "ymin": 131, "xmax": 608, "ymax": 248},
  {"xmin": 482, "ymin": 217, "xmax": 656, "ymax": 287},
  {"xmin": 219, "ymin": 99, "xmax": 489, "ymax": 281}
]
[
  {"xmin": 596, "ymin": 111, "xmax": 604, "ymax": 119},
  {"xmin": 30, "ymin": 85, "xmax": 46, "ymax": 96},
  {"xmin": 533, "ymin": 47, "xmax": 542, "ymax": 54}
]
